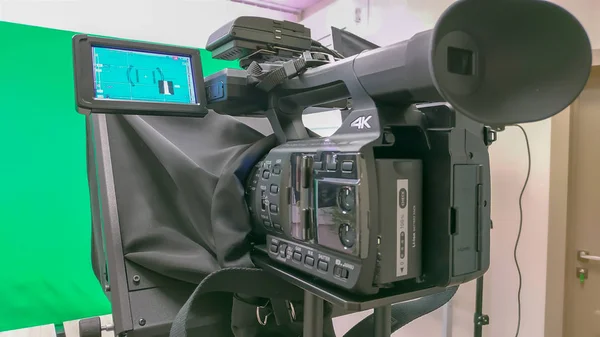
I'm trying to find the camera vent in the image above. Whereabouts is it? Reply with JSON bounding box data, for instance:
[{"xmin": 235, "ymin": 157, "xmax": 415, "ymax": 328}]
[{"xmin": 219, "ymin": 47, "xmax": 247, "ymax": 61}]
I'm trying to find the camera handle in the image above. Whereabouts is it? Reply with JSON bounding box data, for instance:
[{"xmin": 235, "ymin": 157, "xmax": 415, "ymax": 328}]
[{"xmin": 264, "ymin": 94, "xmax": 309, "ymax": 144}]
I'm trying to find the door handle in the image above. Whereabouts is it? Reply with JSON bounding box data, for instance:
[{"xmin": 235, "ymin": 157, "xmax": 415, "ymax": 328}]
[{"xmin": 578, "ymin": 250, "xmax": 600, "ymax": 262}]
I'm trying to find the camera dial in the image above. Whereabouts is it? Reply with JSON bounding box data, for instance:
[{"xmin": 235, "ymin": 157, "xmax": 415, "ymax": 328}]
[
  {"xmin": 337, "ymin": 186, "xmax": 355, "ymax": 213},
  {"xmin": 339, "ymin": 223, "xmax": 357, "ymax": 248}
]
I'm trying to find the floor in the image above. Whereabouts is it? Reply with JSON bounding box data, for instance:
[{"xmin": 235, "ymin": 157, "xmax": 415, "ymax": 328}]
[{"xmin": 0, "ymin": 316, "xmax": 114, "ymax": 337}]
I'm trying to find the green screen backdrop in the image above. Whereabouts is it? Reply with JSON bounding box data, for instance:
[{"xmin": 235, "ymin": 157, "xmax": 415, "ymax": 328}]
[{"xmin": 0, "ymin": 21, "xmax": 239, "ymax": 332}]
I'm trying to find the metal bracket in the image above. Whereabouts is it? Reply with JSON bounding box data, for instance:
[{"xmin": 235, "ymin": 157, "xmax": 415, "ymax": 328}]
[
  {"xmin": 475, "ymin": 314, "xmax": 490, "ymax": 326},
  {"xmin": 256, "ymin": 300, "xmax": 272, "ymax": 326},
  {"xmin": 483, "ymin": 126, "xmax": 498, "ymax": 146}
]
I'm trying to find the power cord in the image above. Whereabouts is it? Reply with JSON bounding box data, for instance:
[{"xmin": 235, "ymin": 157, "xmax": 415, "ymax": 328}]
[{"xmin": 513, "ymin": 125, "xmax": 531, "ymax": 337}]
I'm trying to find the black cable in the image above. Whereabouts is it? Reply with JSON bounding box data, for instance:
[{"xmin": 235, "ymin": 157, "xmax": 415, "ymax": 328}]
[
  {"xmin": 513, "ymin": 125, "xmax": 530, "ymax": 337},
  {"xmin": 311, "ymin": 40, "xmax": 345, "ymax": 59}
]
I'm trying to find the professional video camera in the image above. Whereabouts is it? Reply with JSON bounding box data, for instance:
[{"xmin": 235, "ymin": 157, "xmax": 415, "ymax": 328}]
[
  {"xmin": 203, "ymin": 0, "xmax": 592, "ymax": 296},
  {"xmin": 72, "ymin": 1, "xmax": 592, "ymax": 336}
]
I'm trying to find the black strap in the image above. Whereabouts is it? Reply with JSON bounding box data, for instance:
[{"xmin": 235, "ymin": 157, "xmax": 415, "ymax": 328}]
[
  {"xmin": 170, "ymin": 268, "xmax": 457, "ymax": 337},
  {"xmin": 247, "ymin": 59, "xmax": 307, "ymax": 93},
  {"xmin": 343, "ymin": 286, "xmax": 459, "ymax": 337},
  {"xmin": 169, "ymin": 267, "xmax": 304, "ymax": 337}
]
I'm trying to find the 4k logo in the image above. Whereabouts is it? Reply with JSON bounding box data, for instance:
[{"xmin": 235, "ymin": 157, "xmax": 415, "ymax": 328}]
[{"xmin": 350, "ymin": 116, "xmax": 372, "ymax": 129}]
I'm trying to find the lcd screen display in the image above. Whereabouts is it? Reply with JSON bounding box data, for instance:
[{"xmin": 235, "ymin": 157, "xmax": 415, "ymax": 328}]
[{"xmin": 91, "ymin": 46, "xmax": 197, "ymax": 104}]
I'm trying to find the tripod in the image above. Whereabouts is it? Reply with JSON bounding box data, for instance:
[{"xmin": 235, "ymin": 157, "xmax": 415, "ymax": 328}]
[
  {"xmin": 303, "ymin": 292, "xmax": 392, "ymax": 337},
  {"xmin": 253, "ymin": 252, "xmax": 450, "ymax": 337}
]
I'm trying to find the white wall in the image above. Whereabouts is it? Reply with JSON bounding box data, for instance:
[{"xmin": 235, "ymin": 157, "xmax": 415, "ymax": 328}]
[
  {"xmin": 303, "ymin": 0, "xmax": 600, "ymax": 49},
  {"xmin": 554, "ymin": 0, "xmax": 600, "ymax": 49},
  {"xmin": 299, "ymin": 0, "xmax": 592, "ymax": 336},
  {"xmin": 0, "ymin": 0, "xmax": 297, "ymax": 48},
  {"xmin": 302, "ymin": 0, "xmax": 454, "ymax": 47}
]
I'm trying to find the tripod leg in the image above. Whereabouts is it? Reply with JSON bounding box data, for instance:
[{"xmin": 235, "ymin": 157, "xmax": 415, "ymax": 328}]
[
  {"xmin": 303, "ymin": 291, "xmax": 324, "ymax": 337},
  {"xmin": 374, "ymin": 305, "xmax": 392, "ymax": 337}
]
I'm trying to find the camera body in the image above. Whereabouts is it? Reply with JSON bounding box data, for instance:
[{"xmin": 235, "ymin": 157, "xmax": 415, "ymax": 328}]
[
  {"xmin": 204, "ymin": 1, "xmax": 592, "ymax": 296},
  {"xmin": 245, "ymin": 103, "xmax": 493, "ymax": 295},
  {"xmin": 70, "ymin": 2, "xmax": 591, "ymax": 334}
]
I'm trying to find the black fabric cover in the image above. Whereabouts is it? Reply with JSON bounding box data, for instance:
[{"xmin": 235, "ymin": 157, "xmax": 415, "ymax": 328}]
[
  {"xmin": 88, "ymin": 111, "xmax": 455, "ymax": 337},
  {"xmin": 92, "ymin": 111, "xmax": 334, "ymax": 336},
  {"xmin": 103, "ymin": 112, "xmax": 273, "ymax": 284}
]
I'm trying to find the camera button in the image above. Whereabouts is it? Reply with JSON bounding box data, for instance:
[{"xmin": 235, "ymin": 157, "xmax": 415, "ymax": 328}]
[
  {"xmin": 317, "ymin": 260, "xmax": 329, "ymax": 272},
  {"xmin": 304, "ymin": 255, "xmax": 315, "ymax": 267},
  {"xmin": 326, "ymin": 160, "xmax": 337, "ymax": 171},
  {"xmin": 262, "ymin": 170, "xmax": 270, "ymax": 179},
  {"xmin": 293, "ymin": 251, "xmax": 302, "ymax": 262},
  {"xmin": 272, "ymin": 164, "xmax": 281, "ymax": 175},
  {"xmin": 342, "ymin": 161, "xmax": 354, "ymax": 172}
]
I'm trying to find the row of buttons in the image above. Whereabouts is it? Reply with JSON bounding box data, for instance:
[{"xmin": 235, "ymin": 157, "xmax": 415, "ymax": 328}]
[
  {"xmin": 264, "ymin": 220, "xmax": 282, "ymax": 231},
  {"xmin": 268, "ymin": 242, "xmax": 349, "ymax": 279},
  {"xmin": 313, "ymin": 160, "xmax": 354, "ymax": 173},
  {"xmin": 261, "ymin": 164, "xmax": 282, "ymax": 179}
]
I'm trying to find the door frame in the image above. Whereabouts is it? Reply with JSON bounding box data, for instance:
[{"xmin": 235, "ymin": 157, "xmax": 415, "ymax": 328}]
[{"xmin": 544, "ymin": 49, "xmax": 600, "ymax": 337}]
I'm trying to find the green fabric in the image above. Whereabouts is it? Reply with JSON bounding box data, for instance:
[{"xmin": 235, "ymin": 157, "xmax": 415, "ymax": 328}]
[{"xmin": 0, "ymin": 21, "xmax": 239, "ymax": 332}]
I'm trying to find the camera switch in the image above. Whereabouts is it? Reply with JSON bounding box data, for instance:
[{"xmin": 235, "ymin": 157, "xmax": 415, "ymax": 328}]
[
  {"xmin": 261, "ymin": 199, "xmax": 268, "ymax": 211},
  {"xmin": 279, "ymin": 244, "xmax": 287, "ymax": 258}
]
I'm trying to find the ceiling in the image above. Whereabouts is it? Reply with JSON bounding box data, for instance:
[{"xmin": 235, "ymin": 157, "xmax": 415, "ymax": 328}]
[
  {"xmin": 232, "ymin": 0, "xmax": 324, "ymax": 14},
  {"xmin": 262, "ymin": 0, "xmax": 323, "ymax": 9}
]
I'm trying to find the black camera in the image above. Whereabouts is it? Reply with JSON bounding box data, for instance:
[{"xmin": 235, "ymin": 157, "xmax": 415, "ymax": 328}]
[
  {"xmin": 72, "ymin": 0, "xmax": 592, "ymax": 336},
  {"xmin": 202, "ymin": 1, "xmax": 592, "ymax": 296}
]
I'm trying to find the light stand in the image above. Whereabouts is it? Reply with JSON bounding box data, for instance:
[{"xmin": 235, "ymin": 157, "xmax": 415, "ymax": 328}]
[
  {"xmin": 303, "ymin": 292, "xmax": 324, "ymax": 337},
  {"xmin": 474, "ymin": 276, "xmax": 489, "ymax": 337}
]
